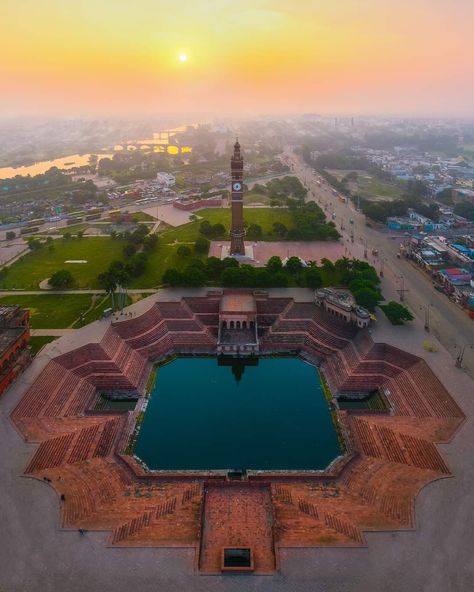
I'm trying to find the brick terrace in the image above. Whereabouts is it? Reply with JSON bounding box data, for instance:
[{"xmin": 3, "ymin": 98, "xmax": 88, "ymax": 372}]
[{"xmin": 11, "ymin": 291, "xmax": 465, "ymax": 573}]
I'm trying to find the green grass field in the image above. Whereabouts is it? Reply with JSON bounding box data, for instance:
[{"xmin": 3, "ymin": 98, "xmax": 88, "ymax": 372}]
[
  {"xmin": 0, "ymin": 294, "xmax": 114, "ymax": 328},
  {"xmin": 56, "ymin": 223, "xmax": 91, "ymax": 235},
  {"xmin": 29, "ymin": 336, "xmax": 58, "ymax": 355},
  {"xmin": 157, "ymin": 207, "xmax": 294, "ymax": 246},
  {"xmin": 357, "ymin": 176, "xmax": 404, "ymax": 200},
  {"xmin": 244, "ymin": 192, "xmax": 271, "ymax": 205},
  {"xmin": 0, "ymin": 208, "xmax": 295, "ymax": 290},
  {"xmin": 0, "ymin": 237, "xmax": 127, "ymax": 290}
]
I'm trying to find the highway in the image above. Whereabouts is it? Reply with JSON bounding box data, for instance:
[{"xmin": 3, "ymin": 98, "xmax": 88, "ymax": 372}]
[{"xmin": 285, "ymin": 148, "xmax": 474, "ymax": 378}]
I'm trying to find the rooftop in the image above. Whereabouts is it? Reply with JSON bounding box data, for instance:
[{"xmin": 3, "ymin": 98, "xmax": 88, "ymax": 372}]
[
  {"xmin": 220, "ymin": 293, "xmax": 256, "ymax": 314},
  {"xmin": 0, "ymin": 327, "xmax": 26, "ymax": 355}
]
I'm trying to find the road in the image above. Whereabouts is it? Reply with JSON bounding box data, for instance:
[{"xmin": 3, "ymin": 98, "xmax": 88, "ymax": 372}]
[{"xmin": 284, "ymin": 148, "xmax": 474, "ymax": 378}]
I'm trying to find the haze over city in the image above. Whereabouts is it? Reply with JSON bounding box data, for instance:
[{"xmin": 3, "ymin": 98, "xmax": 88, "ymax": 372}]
[{"xmin": 2, "ymin": 0, "xmax": 474, "ymax": 118}]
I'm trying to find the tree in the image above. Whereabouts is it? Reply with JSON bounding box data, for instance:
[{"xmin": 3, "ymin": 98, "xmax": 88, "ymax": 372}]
[
  {"xmin": 222, "ymin": 257, "xmax": 239, "ymax": 268},
  {"xmin": 254, "ymin": 269, "xmax": 272, "ymax": 288},
  {"xmin": 221, "ymin": 267, "xmax": 242, "ymax": 287},
  {"xmin": 246, "ymin": 224, "xmax": 262, "ymax": 240},
  {"xmin": 177, "ymin": 245, "xmax": 191, "ymax": 257},
  {"xmin": 353, "ymin": 287, "xmax": 380, "ymax": 312},
  {"xmin": 27, "ymin": 238, "xmax": 42, "ymax": 252},
  {"xmin": 194, "ymin": 236, "xmax": 210, "ymax": 255},
  {"xmin": 49, "ymin": 269, "xmax": 75, "ymax": 289},
  {"xmin": 125, "ymin": 253, "xmax": 147, "ymax": 277},
  {"xmin": 381, "ymin": 301, "xmax": 414, "ymax": 325},
  {"xmin": 271, "ymin": 272, "xmax": 289, "ymax": 287},
  {"xmin": 63, "ymin": 232, "xmax": 72, "ymax": 240},
  {"xmin": 199, "ymin": 220, "xmax": 212, "ymax": 237},
  {"xmin": 162, "ymin": 268, "xmax": 182, "ymax": 286},
  {"xmin": 77, "ymin": 230, "xmax": 84, "ymax": 239},
  {"xmin": 285, "ymin": 256, "xmax": 303, "ymax": 274},
  {"xmin": 123, "ymin": 243, "xmax": 137, "ymax": 258},
  {"xmin": 304, "ymin": 267, "xmax": 323, "ymax": 289},
  {"xmin": 143, "ymin": 234, "xmax": 158, "ymax": 252},
  {"xmin": 272, "ymin": 222, "xmax": 288, "ymax": 238},
  {"xmin": 212, "ymin": 223, "xmax": 226, "ymax": 237},
  {"xmin": 453, "ymin": 202, "xmax": 474, "ymax": 221},
  {"xmin": 252, "ymin": 183, "xmax": 267, "ymax": 195},
  {"xmin": 6, "ymin": 231, "xmax": 15, "ymax": 240},
  {"xmin": 266, "ymin": 256, "xmax": 283, "ymax": 274},
  {"xmin": 182, "ymin": 264, "xmax": 206, "ymax": 287},
  {"xmin": 320, "ymin": 258, "xmax": 335, "ymax": 273},
  {"xmin": 205, "ymin": 256, "xmax": 224, "ymax": 279}
]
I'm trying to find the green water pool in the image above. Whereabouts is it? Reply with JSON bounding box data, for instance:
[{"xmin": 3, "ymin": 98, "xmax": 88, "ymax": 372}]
[{"xmin": 134, "ymin": 356, "xmax": 341, "ymax": 471}]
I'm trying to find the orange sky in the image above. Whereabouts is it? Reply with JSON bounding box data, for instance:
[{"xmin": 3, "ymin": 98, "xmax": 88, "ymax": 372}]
[{"xmin": 1, "ymin": 0, "xmax": 473, "ymax": 117}]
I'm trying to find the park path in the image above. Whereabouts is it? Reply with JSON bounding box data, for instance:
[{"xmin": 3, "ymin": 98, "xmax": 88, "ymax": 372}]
[{"xmin": 31, "ymin": 329, "xmax": 76, "ymax": 337}]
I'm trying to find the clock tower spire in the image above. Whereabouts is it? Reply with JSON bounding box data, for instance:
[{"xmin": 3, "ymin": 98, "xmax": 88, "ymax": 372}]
[{"xmin": 230, "ymin": 138, "xmax": 245, "ymax": 256}]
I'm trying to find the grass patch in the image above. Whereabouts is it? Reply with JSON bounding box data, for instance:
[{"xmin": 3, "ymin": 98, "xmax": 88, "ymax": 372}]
[
  {"xmin": 0, "ymin": 236, "xmax": 127, "ymax": 289},
  {"xmin": 244, "ymin": 192, "xmax": 272, "ymax": 205},
  {"xmin": 161, "ymin": 207, "xmax": 295, "ymax": 244},
  {"xmin": 29, "ymin": 335, "xmax": 58, "ymax": 355},
  {"xmin": 357, "ymin": 177, "xmax": 404, "ymax": 200},
  {"xmin": 131, "ymin": 211, "xmax": 156, "ymax": 222},
  {"xmin": 56, "ymin": 223, "xmax": 91, "ymax": 235},
  {"xmin": 0, "ymin": 294, "xmax": 114, "ymax": 328}
]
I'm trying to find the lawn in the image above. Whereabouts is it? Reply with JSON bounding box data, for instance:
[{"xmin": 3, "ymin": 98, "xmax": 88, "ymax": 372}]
[
  {"xmin": 0, "ymin": 208, "xmax": 297, "ymax": 290},
  {"xmin": 29, "ymin": 336, "xmax": 58, "ymax": 355},
  {"xmin": 0, "ymin": 294, "xmax": 114, "ymax": 328},
  {"xmin": 357, "ymin": 176, "xmax": 404, "ymax": 200},
  {"xmin": 325, "ymin": 170, "xmax": 404, "ymax": 201},
  {"xmin": 56, "ymin": 223, "xmax": 91, "ymax": 235},
  {"xmin": 244, "ymin": 192, "xmax": 271, "ymax": 205},
  {"xmin": 0, "ymin": 236, "xmax": 127, "ymax": 289}
]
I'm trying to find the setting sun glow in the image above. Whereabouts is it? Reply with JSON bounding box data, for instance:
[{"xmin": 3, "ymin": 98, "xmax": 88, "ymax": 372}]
[{"xmin": 0, "ymin": 0, "xmax": 473, "ymax": 117}]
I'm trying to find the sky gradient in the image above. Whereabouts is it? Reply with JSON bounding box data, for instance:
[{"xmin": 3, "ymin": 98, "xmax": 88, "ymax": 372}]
[{"xmin": 2, "ymin": 0, "xmax": 473, "ymax": 117}]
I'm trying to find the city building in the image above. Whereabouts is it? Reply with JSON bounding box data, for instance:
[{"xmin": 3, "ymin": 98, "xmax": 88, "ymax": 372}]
[
  {"xmin": 155, "ymin": 172, "xmax": 176, "ymax": 189},
  {"xmin": 314, "ymin": 288, "xmax": 370, "ymax": 328},
  {"xmin": 0, "ymin": 305, "xmax": 31, "ymax": 397}
]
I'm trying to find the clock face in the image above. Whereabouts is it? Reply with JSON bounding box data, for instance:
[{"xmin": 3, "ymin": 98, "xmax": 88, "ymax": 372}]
[{"xmin": 232, "ymin": 182, "xmax": 242, "ymax": 192}]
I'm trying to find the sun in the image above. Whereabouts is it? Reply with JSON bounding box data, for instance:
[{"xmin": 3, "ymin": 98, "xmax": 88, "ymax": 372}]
[{"xmin": 179, "ymin": 53, "xmax": 188, "ymax": 63}]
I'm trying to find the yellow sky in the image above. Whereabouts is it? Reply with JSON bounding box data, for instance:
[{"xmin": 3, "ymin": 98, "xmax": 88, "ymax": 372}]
[{"xmin": 1, "ymin": 0, "xmax": 473, "ymax": 117}]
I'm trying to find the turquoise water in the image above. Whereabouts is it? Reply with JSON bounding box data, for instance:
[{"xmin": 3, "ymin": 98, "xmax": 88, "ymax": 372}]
[{"xmin": 134, "ymin": 357, "xmax": 341, "ymax": 471}]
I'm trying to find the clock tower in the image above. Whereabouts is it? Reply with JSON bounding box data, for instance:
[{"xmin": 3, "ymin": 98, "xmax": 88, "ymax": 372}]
[{"xmin": 230, "ymin": 139, "xmax": 245, "ymax": 256}]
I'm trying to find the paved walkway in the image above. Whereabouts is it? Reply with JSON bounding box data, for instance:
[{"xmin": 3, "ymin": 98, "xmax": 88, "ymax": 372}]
[{"xmin": 31, "ymin": 329, "xmax": 76, "ymax": 337}]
